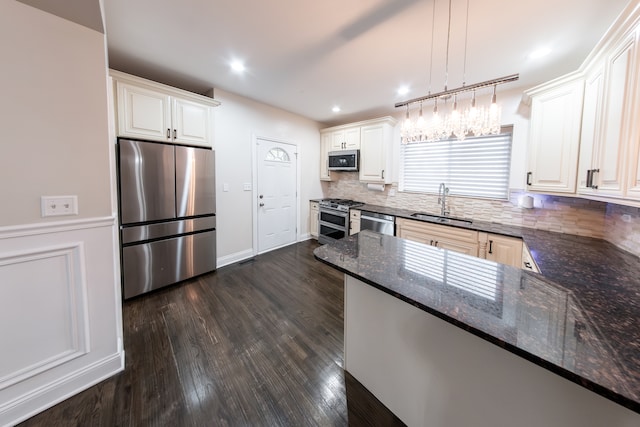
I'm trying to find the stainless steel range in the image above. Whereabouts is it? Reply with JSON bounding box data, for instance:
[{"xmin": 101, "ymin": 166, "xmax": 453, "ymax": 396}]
[{"xmin": 318, "ymin": 199, "xmax": 363, "ymax": 244}]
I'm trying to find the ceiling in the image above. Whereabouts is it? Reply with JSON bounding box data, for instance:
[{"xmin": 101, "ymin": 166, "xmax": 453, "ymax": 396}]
[{"xmin": 40, "ymin": 0, "xmax": 635, "ymax": 126}]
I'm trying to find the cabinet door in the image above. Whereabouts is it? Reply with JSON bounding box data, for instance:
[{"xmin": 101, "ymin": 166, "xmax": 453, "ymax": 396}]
[
  {"xmin": 434, "ymin": 239, "xmax": 479, "ymax": 256},
  {"xmin": 310, "ymin": 202, "xmax": 319, "ymax": 238},
  {"xmin": 344, "ymin": 127, "xmax": 361, "ymax": 149},
  {"xmin": 596, "ymin": 32, "xmax": 636, "ymax": 197},
  {"xmin": 526, "ymin": 79, "xmax": 583, "ymax": 193},
  {"xmin": 359, "ymin": 124, "xmax": 388, "ymax": 183},
  {"xmin": 349, "ymin": 210, "xmax": 361, "ymax": 235},
  {"xmin": 331, "ymin": 130, "xmax": 346, "ymax": 150},
  {"xmin": 484, "ymin": 234, "xmax": 523, "ymax": 268},
  {"xmin": 117, "ymin": 82, "xmax": 172, "ymax": 142},
  {"xmin": 396, "ymin": 219, "xmax": 478, "ymax": 257},
  {"xmin": 577, "ymin": 67, "xmax": 604, "ymax": 195},
  {"xmin": 172, "ymin": 97, "xmax": 212, "ymax": 146},
  {"xmin": 320, "ymin": 133, "xmax": 332, "ymax": 181},
  {"xmin": 330, "ymin": 127, "xmax": 361, "ymax": 150}
]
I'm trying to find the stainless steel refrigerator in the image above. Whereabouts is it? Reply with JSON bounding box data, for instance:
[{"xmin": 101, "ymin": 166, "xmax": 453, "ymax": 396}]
[{"xmin": 117, "ymin": 138, "xmax": 216, "ymax": 299}]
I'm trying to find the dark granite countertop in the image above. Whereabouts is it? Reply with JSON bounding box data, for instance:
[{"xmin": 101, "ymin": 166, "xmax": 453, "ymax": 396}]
[{"xmin": 314, "ymin": 229, "xmax": 640, "ymax": 414}]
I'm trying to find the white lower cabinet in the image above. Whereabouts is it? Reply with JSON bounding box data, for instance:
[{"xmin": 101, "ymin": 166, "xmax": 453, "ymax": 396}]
[
  {"xmin": 397, "ymin": 219, "xmax": 532, "ymax": 270},
  {"xmin": 310, "ymin": 202, "xmax": 319, "ymax": 238},
  {"xmin": 479, "ymin": 232, "xmax": 523, "ymax": 268},
  {"xmin": 522, "ymin": 243, "xmax": 541, "ymax": 273},
  {"xmin": 396, "ymin": 218, "xmax": 479, "ymax": 257},
  {"xmin": 349, "ymin": 209, "xmax": 361, "ymax": 235}
]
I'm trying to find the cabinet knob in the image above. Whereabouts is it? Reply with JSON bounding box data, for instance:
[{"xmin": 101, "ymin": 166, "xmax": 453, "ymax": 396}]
[
  {"xmin": 526, "ymin": 172, "xmax": 532, "ymax": 186},
  {"xmin": 381, "ymin": 169, "xmax": 385, "ymax": 179},
  {"xmin": 489, "ymin": 240, "xmax": 493, "ymax": 254},
  {"xmin": 166, "ymin": 128, "xmax": 171, "ymax": 139},
  {"xmin": 173, "ymin": 129, "xmax": 177, "ymax": 139}
]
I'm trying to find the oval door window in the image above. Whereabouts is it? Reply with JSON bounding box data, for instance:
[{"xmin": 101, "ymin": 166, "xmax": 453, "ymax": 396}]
[{"xmin": 265, "ymin": 147, "xmax": 290, "ymax": 162}]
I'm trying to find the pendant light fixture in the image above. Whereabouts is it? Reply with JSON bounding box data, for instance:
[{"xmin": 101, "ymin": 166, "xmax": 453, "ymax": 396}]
[{"xmin": 398, "ymin": 0, "xmax": 518, "ymax": 143}]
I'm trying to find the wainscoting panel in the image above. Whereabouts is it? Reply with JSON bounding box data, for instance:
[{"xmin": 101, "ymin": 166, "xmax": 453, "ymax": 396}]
[
  {"xmin": 0, "ymin": 217, "xmax": 124, "ymax": 426},
  {"xmin": 0, "ymin": 243, "xmax": 90, "ymax": 389}
]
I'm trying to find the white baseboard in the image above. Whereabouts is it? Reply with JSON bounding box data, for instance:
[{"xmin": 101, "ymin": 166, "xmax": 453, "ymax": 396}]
[
  {"xmin": 1, "ymin": 352, "xmax": 124, "ymax": 427},
  {"xmin": 216, "ymin": 249, "xmax": 255, "ymax": 268}
]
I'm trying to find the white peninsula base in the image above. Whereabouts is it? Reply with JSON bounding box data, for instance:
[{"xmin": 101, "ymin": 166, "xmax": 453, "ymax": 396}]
[{"xmin": 344, "ymin": 275, "xmax": 640, "ymax": 427}]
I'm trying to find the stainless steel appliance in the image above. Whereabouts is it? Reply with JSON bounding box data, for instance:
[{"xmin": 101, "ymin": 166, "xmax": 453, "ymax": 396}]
[
  {"xmin": 360, "ymin": 211, "xmax": 395, "ymax": 236},
  {"xmin": 318, "ymin": 199, "xmax": 363, "ymax": 244},
  {"xmin": 328, "ymin": 150, "xmax": 359, "ymax": 171},
  {"xmin": 117, "ymin": 138, "xmax": 216, "ymax": 299}
]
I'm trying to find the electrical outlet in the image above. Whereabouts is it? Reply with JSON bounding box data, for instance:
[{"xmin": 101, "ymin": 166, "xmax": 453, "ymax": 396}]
[
  {"xmin": 622, "ymin": 214, "xmax": 632, "ymax": 223},
  {"xmin": 223, "ymin": 183, "xmax": 229, "ymax": 192},
  {"xmin": 41, "ymin": 196, "xmax": 78, "ymax": 217},
  {"xmin": 243, "ymin": 183, "xmax": 252, "ymax": 191}
]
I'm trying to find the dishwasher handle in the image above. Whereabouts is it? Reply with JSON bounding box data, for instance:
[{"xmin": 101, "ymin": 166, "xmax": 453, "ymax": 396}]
[{"xmin": 360, "ymin": 211, "xmax": 395, "ymax": 222}]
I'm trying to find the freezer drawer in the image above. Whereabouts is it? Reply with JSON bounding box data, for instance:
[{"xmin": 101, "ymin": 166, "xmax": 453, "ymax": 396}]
[
  {"xmin": 122, "ymin": 230, "xmax": 216, "ymax": 299},
  {"xmin": 121, "ymin": 216, "xmax": 216, "ymax": 245}
]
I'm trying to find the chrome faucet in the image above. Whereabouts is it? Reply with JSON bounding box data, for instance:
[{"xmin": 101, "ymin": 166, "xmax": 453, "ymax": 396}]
[{"xmin": 438, "ymin": 183, "xmax": 449, "ymax": 216}]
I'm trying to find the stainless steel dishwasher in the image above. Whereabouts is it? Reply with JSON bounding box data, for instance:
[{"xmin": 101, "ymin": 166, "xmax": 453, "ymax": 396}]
[{"xmin": 360, "ymin": 211, "xmax": 395, "ymax": 235}]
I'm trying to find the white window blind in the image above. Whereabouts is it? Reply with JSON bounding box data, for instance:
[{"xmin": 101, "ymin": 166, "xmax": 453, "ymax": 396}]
[{"xmin": 399, "ymin": 132, "xmax": 512, "ymax": 200}]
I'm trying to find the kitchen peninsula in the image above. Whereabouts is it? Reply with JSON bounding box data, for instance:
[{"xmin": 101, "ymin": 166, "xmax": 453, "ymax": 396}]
[{"xmin": 314, "ymin": 230, "xmax": 640, "ymax": 427}]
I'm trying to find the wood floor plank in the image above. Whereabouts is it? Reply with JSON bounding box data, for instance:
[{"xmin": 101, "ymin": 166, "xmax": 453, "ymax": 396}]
[{"xmin": 18, "ymin": 240, "xmax": 404, "ymax": 427}]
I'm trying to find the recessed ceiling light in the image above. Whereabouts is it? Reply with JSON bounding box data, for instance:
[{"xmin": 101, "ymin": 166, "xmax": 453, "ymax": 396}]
[
  {"xmin": 332, "ymin": 106, "xmax": 341, "ymax": 113},
  {"xmin": 397, "ymin": 86, "xmax": 410, "ymax": 96},
  {"xmin": 230, "ymin": 60, "xmax": 245, "ymax": 73},
  {"xmin": 529, "ymin": 47, "xmax": 551, "ymax": 60}
]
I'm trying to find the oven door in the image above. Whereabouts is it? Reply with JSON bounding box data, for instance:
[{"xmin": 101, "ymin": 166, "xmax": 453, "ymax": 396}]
[
  {"xmin": 319, "ymin": 209, "xmax": 348, "ymax": 226},
  {"xmin": 318, "ymin": 208, "xmax": 348, "ymax": 244}
]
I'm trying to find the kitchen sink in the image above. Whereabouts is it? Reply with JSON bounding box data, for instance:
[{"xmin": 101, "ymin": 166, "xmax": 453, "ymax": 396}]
[{"xmin": 410, "ymin": 213, "xmax": 473, "ymax": 226}]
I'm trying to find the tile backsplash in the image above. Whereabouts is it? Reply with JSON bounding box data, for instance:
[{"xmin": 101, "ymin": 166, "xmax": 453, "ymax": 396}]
[
  {"xmin": 605, "ymin": 204, "xmax": 640, "ymax": 256},
  {"xmin": 322, "ymin": 172, "xmax": 640, "ymax": 258}
]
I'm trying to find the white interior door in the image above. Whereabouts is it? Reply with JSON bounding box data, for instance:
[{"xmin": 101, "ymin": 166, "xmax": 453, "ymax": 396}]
[{"xmin": 257, "ymin": 139, "xmax": 297, "ymax": 253}]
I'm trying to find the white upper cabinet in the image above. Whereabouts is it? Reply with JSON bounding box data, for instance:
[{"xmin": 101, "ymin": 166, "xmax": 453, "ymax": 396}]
[
  {"xmin": 330, "ymin": 127, "xmax": 360, "ymax": 151},
  {"xmin": 625, "ymin": 29, "xmax": 640, "ymax": 200},
  {"xmin": 525, "ymin": 75, "xmax": 584, "ymax": 194},
  {"xmin": 320, "ymin": 117, "xmax": 396, "ymax": 183},
  {"xmin": 577, "ymin": 66, "xmax": 604, "ymax": 195},
  {"xmin": 578, "ymin": 24, "xmax": 640, "ymax": 200},
  {"xmin": 595, "ymin": 30, "xmax": 637, "ymax": 197},
  {"xmin": 320, "ymin": 132, "xmax": 332, "ymax": 181},
  {"xmin": 359, "ymin": 120, "xmax": 395, "ymax": 183},
  {"xmin": 172, "ymin": 97, "xmax": 212, "ymax": 145},
  {"xmin": 117, "ymin": 82, "xmax": 172, "ymax": 141},
  {"xmin": 111, "ymin": 70, "xmax": 219, "ymax": 147}
]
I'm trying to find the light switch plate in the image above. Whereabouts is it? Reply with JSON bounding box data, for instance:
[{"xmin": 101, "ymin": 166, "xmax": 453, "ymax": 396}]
[
  {"xmin": 223, "ymin": 183, "xmax": 229, "ymax": 192},
  {"xmin": 243, "ymin": 183, "xmax": 252, "ymax": 191},
  {"xmin": 41, "ymin": 195, "xmax": 78, "ymax": 217}
]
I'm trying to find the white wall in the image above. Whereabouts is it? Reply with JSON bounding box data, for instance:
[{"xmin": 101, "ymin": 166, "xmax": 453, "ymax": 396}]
[
  {"xmin": 0, "ymin": 1, "xmax": 113, "ymax": 226},
  {"xmin": 213, "ymin": 88, "xmax": 323, "ymax": 265},
  {"xmin": 0, "ymin": 2, "xmax": 123, "ymax": 425}
]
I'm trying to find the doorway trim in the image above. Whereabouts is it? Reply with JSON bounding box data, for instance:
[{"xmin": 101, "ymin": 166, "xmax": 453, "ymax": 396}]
[{"xmin": 252, "ymin": 134, "xmax": 301, "ymax": 256}]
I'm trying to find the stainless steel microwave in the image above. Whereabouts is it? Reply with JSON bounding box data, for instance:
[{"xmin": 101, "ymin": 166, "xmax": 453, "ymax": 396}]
[{"xmin": 328, "ymin": 149, "xmax": 359, "ymax": 171}]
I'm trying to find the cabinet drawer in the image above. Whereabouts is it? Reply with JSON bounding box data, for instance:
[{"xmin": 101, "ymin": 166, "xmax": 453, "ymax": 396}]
[{"xmin": 397, "ymin": 218, "xmax": 478, "ymax": 243}]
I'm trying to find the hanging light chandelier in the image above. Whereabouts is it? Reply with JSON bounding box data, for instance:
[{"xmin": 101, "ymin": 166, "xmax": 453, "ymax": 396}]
[{"xmin": 397, "ymin": 0, "xmax": 518, "ymax": 144}]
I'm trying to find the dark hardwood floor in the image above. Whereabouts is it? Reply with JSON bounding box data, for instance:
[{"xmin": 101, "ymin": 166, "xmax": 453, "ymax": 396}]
[{"xmin": 20, "ymin": 240, "xmax": 404, "ymax": 426}]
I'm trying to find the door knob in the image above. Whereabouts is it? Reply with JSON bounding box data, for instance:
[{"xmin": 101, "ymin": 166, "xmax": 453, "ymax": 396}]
[
  {"xmin": 259, "ymin": 195, "xmax": 264, "ymax": 199},
  {"xmin": 259, "ymin": 203, "xmax": 264, "ymax": 207}
]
